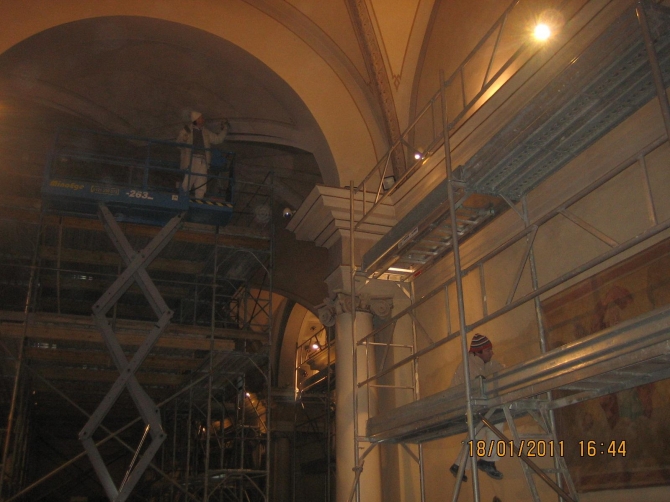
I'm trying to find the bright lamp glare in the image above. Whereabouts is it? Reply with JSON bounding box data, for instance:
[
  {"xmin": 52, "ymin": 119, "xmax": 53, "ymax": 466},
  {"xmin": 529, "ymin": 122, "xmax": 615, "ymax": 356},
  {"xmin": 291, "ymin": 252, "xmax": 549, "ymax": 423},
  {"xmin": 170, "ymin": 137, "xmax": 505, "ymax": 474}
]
[
  {"xmin": 312, "ymin": 343, "xmax": 319, "ymax": 350},
  {"xmin": 414, "ymin": 152, "xmax": 422, "ymax": 160},
  {"xmin": 534, "ymin": 23, "xmax": 551, "ymax": 41}
]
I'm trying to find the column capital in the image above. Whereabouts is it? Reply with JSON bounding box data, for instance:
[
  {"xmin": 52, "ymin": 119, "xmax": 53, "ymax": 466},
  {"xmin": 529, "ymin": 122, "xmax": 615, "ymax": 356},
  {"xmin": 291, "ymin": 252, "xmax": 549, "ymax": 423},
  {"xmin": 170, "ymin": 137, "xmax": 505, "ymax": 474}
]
[{"xmin": 317, "ymin": 293, "xmax": 393, "ymax": 326}]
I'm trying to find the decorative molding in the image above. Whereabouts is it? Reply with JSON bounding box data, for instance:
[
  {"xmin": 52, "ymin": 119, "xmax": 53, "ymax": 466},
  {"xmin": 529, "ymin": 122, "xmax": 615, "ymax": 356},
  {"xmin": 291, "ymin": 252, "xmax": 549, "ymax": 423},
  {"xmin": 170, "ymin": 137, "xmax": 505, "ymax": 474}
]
[
  {"xmin": 346, "ymin": 0, "xmax": 406, "ymax": 177},
  {"xmin": 286, "ymin": 185, "xmax": 397, "ymax": 250},
  {"xmin": 318, "ymin": 293, "xmax": 393, "ymax": 325}
]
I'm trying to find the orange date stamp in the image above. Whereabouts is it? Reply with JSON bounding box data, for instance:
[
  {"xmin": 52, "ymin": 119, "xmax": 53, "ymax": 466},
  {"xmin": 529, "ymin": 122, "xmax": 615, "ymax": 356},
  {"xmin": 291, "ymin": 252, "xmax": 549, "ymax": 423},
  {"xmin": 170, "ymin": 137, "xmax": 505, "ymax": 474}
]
[{"xmin": 466, "ymin": 440, "xmax": 564, "ymax": 458}]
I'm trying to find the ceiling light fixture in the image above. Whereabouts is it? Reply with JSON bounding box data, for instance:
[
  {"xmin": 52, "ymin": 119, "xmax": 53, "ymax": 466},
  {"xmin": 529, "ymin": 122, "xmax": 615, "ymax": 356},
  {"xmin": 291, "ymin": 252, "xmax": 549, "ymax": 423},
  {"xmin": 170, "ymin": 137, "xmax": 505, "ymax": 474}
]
[
  {"xmin": 534, "ymin": 23, "xmax": 551, "ymax": 41},
  {"xmin": 388, "ymin": 267, "xmax": 413, "ymax": 273}
]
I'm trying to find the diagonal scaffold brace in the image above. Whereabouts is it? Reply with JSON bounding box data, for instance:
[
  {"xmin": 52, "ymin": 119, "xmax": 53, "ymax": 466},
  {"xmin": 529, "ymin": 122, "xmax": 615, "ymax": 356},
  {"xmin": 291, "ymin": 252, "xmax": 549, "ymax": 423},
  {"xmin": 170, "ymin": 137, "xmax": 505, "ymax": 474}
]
[{"xmin": 78, "ymin": 203, "xmax": 186, "ymax": 502}]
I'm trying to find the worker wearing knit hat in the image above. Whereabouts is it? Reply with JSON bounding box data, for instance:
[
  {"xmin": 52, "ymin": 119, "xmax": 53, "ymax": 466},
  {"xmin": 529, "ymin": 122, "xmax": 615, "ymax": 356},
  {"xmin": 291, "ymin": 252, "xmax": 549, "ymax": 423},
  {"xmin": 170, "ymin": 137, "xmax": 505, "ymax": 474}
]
[
  {"xmin": 449, "ymin": 332, "xmax": 504, "ymax": 481},
  {"xmin": 469, "ymin": 333, "xmax": 492, "ymax": 353}
]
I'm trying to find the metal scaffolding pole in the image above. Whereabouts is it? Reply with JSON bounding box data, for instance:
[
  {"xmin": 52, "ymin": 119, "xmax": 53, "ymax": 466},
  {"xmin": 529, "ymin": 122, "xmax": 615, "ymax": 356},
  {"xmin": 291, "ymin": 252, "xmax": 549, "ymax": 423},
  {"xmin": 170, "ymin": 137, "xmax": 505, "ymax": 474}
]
[
  {"xmin": 0, "ymin": 212, "xmax": 43, "ymax": 501},
  {"xmin": 203, "ymin": 226, "xmax": 219, "ymax": 500},
  {"xmin": 440, "ymin": 69, "xmax": 481, "ymax": 502},
  {"xmin": 409, "ymin": 282, "xmax": 426, "ymax": 502},
  {"xmin": 637, "ymin": 0, "xmax": 670, "ymax": 139},
  {"xmin": 349, "ymin": 181, "xmax": 361, "ymax": 502}
]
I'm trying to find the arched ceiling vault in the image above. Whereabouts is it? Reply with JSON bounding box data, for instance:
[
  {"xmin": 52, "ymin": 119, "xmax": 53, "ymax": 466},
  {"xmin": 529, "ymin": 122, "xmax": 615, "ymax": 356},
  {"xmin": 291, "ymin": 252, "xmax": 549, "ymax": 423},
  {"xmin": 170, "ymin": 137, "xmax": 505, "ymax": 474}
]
[{"xmin": 0, "ymin": 0, "xmax": 398, "ymax": 186}]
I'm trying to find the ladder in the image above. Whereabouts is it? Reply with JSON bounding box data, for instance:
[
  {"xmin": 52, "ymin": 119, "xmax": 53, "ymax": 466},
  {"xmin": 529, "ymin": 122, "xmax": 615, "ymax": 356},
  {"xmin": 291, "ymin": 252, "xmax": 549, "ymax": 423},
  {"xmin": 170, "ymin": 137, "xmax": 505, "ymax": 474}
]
[
  {"xmin": 491, "ymin": 406, "xmax": 578, "ymax": 502},
  {"xmin": 78, "ymin": 203, "xmax": 185, "ymax": 502}
]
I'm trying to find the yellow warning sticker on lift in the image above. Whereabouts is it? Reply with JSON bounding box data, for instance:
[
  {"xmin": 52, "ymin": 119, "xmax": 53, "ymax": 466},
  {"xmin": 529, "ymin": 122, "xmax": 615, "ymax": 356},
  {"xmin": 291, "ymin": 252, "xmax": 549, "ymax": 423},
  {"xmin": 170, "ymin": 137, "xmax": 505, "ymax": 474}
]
[
  {"xmin": 91, "ymin": 185, "xmax": 119, "ymax": 196},
  {"xmin": 190, "ymin": 198, "xmax": 233, "ymax": 208}
]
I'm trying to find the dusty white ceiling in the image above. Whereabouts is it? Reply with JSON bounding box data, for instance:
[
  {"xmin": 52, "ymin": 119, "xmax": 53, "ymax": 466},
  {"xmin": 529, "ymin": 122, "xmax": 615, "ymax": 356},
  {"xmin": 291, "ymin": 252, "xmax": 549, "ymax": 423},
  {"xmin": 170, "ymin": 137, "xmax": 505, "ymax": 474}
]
[{"xmin": 0, "ymin": 16, "xmax": 333, "ymax": 166}]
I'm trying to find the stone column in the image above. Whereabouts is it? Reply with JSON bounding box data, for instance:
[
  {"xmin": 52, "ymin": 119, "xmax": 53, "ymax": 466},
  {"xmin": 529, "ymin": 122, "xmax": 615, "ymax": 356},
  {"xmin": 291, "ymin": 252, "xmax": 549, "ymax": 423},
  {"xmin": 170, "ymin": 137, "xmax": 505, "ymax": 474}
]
[
  {"xmin": 320, "ymin": 290, "xmax": 392, "ymax": 502},
  {"xmin": 272, "ymin": 435, "xmax": 292, "ymax": 502}
]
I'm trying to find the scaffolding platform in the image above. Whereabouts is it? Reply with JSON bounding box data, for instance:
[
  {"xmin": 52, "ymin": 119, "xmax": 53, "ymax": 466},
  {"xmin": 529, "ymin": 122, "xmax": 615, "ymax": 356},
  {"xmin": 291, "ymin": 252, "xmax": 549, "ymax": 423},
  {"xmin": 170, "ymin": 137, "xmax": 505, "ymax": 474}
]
[
  {"xmin": 366, "ymin": 304, "xmax": 670, "ymax": 444},
  {"xmin": 361, "ymin": 1, "xmax": 670, "ymax": 280},
  {"xmin": 41, "ymin": 128, "xmax": 235, "ymax": 227}
]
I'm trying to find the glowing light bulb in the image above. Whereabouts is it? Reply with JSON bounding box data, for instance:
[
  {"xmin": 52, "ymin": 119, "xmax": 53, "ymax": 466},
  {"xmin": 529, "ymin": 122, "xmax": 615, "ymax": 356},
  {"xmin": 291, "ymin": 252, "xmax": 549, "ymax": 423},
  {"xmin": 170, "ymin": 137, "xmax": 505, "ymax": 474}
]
[
  {"xmin": 312, "ymin": 343, "xmax": 319, "ymax": 350},
  {"xmin": 534, "ymin": 23, "xmax": 551, "ymax": 41},
  {"xmin": 414, "ymin": 152, "xmax": 423, "ymax": 160}
]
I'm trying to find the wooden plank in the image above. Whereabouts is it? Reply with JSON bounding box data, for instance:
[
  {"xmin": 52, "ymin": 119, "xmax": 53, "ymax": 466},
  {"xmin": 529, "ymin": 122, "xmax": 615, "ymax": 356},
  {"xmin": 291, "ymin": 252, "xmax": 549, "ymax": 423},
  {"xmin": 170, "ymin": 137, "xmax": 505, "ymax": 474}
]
[
  {"xmin": 35, "ymin": 275, "xmax": 191, "ymax": 299},
  {"xmin": 0, "ymin": 196, "xmax": 270, "ymax": 250},
  {"xmin": 0, "ymin": 311, "xmax": 268, "ymax": 343},
  {"xmin": 35, "ymin": 366, "xmax": 183, "ymax": 386},
  {"xmin": 39, "ymin": 246, "xmax": 205, "ymax": 275},
  {"xmin": 24, "ymin": 347, "xmax": 203, "ymax": 371},
  {"xmin": 0, "ymin": 323, "xmax": 238, "ymax": 351}
]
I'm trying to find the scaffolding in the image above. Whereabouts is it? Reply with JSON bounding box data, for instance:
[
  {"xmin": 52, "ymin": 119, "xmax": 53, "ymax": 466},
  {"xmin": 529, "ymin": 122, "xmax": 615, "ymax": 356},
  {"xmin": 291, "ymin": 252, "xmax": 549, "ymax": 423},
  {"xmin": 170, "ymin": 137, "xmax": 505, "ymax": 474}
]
[
  {"xmin": 347, "ymin": 1, "xmax": 670, "ymax": 501},
  {"xmin": 293, "ymin": 326, "xmax": 334, "ymax": 502},
  {"xmin": 0, "ymin": 128, "xmax": 275, "ymax": 501}
]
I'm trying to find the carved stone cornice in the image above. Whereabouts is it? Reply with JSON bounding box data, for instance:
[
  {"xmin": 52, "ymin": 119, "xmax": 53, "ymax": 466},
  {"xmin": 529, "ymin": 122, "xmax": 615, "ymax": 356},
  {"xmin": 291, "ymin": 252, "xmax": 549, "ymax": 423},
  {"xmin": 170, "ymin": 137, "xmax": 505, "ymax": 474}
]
[{"xmin": 286, "ymin": 185, "xmax": 397, "ymax": 251}]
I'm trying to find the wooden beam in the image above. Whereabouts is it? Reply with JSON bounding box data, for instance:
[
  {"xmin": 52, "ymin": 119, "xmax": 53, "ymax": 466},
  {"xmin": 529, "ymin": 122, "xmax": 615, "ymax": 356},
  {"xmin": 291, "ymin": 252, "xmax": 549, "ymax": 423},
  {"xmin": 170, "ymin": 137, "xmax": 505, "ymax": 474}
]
[
  {"xmin": 0, "ymin": 196, "xmax": 269, "ymax": 250},
  {"xmin": 24, "ymin": 347, "xmax": 203, "ymax": 372},
  {"xmin": 36, "ymin": 275, "xmax": 191, "ymax": 299},
  {"xmin": 34, "ymin": 366, "xmax": 183, "ymax": 386},
  {"xmin": 0, "ymin": 311, "xmax": 268, "ymax": 347},
  {"xmin": 39, "ymin": 246, "xmax": 205, "ymax": 275},
  {"xmin": 0, "ymin": 324, "xmax": 240, "ymax": 351}
]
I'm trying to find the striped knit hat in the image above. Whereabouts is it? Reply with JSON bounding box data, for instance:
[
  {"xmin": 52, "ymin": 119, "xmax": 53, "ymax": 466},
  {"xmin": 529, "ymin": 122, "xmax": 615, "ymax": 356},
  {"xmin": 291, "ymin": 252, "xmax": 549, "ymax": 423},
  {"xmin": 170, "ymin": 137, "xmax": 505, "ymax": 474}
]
[{"xmin": 469, "ymin": 333, "xmax": 492, "ymax": 353}]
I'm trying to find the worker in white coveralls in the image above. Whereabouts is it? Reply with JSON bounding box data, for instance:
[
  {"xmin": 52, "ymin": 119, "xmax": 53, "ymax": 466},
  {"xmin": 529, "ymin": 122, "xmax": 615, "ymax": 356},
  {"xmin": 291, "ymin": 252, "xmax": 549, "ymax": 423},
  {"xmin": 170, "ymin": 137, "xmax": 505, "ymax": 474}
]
[
  {"xmin": 176, "ymin": 110, "xmax": 229, "ymax": 199},
  {"xmin": 450, "ymin": 333, "xmax": 505, "ymax": 481}
]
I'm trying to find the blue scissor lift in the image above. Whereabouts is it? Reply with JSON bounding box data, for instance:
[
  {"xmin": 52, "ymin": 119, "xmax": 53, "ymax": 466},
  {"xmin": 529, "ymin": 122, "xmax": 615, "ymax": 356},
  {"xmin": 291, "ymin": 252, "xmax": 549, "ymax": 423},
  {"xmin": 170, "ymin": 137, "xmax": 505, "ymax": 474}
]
[{"xmin": 41, "ymin": 128, "xmax": 237, "ymax": 501}]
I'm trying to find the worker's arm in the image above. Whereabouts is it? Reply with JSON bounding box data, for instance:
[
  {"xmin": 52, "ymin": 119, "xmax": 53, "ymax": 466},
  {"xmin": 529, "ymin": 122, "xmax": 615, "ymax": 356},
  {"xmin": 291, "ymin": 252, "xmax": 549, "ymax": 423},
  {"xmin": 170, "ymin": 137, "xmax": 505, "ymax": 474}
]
[{"xmin": 208, "ymin": 121, "xmax": 229, "ymax": 144}]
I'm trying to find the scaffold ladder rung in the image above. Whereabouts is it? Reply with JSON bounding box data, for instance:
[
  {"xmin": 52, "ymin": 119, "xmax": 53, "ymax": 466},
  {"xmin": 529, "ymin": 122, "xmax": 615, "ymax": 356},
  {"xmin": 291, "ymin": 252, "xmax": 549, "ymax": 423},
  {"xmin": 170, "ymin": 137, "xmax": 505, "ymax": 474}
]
[{"xmin": 502, "ymin": 406, "xmax": 579, "ymax": 502}]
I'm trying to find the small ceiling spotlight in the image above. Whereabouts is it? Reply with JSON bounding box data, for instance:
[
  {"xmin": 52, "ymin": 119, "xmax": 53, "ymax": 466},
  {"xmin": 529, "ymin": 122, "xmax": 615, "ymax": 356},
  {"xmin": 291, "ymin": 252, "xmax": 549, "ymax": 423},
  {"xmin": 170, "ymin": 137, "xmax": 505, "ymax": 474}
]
[
  {"xmin": 382, "ymin": 175, "xmax": 396, "ymax": 191},
  {"xmin": 312, "ymin": 343, "xmax": 319, "ymax": 350},
  {"xmin": 534, "ymin": 23, "xmax": 551, "ymax": 41},
  {"xmin": 245, "ymin": 392, "xmax": 251, "ymax": 397},
  {"xmin": 414, "ymin": 151, "xmax": 423, "ymax": 160}
]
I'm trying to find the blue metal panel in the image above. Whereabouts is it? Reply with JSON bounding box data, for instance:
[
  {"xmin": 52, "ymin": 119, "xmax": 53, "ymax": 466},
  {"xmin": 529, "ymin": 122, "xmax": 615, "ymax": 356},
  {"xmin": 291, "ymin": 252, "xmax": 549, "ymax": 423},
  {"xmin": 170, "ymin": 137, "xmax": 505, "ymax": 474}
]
[{"xmin": 41, "ymin": 128, "xmax": 236, "ymax": 226}]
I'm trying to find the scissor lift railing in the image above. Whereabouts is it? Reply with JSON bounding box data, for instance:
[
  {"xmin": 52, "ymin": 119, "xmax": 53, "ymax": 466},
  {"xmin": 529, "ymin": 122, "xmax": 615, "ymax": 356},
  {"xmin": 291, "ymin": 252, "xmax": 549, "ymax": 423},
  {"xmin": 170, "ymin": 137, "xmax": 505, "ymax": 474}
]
[
  {"xmin": 41, "ymin": 128, "xmax": 236, "ymax": 227},
  {"xmin": 347, "ymin": 1, "xmax": 670, "ymax": 502}
]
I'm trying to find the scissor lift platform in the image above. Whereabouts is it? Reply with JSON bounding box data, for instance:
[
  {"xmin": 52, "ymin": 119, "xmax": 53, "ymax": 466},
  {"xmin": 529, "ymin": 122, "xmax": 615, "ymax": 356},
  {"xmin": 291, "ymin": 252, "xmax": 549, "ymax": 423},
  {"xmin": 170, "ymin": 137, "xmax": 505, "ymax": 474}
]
[
  {"xmin": 38, "ymin": 128, "xmax": 240, "ymax": 501},
  {"xmin": 41, "ymin": 128, "xmax": 235, "ymax": 227}
]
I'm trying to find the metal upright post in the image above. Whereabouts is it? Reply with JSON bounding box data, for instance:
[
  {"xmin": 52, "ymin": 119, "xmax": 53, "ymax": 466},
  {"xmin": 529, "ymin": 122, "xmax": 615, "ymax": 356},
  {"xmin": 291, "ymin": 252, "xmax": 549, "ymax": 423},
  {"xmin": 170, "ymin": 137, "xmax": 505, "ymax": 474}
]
[
  {"xmin": 637, "ymin": 0, "xmax": 670, "ymax": 140},
  {"xmin": 350, "ymin": 181, "xmax": 361, "ymax": 502},
  {"xmin": 440, "ymin": 69, "xmax": 481, "ymax": 502},
  {"xmin": 185, "ymin": 385, "xmax": 194, "ymax": 494},
  {"xmin": 203, "ymin": 226, "xmax": 219, "ymax": 500},
  {"xmin": 171, "ymin": 399, "xmax": 178, "ymax": 501},
  {"xmin": 0, "ymin": 212, "xmax": 42, "ymax": 501},
  {"xmin": 409, "ymin": 282, "xmax": 426, "ymax": 502},
  {"xmin": 267, "ymin": 173, "xmax": 275, "ymax": 502},
  {"xmin": 326, "ymin": 326, "xmax": 332, "ymax": 502}
]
